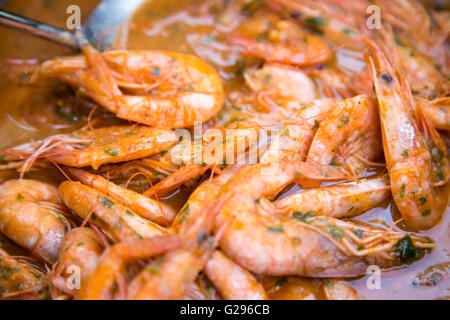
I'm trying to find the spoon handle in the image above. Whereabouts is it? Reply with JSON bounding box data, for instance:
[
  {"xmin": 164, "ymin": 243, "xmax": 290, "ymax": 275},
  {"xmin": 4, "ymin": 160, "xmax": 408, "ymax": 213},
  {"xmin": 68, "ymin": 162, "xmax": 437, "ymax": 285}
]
[{"xmin": 0, "ymin": 9, "xmax": 81, "ymax": 50}]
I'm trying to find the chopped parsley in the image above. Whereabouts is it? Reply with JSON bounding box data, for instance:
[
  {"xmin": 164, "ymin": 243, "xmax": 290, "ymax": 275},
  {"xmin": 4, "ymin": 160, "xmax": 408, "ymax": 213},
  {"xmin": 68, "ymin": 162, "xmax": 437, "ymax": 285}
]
[
  {"xmin": 100, "ymin": 196, "xmax": 114, "ymax": 208},
  {"xmin": 267, "ymin": 225, "xmax": 284, "ymax": 233},
  {"xmin": 151, "ymin": 66, "xmax": 161, "ymax": 76},
  {"xmin": 292, "ymin": 211, "xmax": 315, "ymax": 222},
  {"xmin": 104, "ymin": 149, "xmax": 119, "ymax": 157},
  {"xmin": 393, "ymin": 235, "xmax": 421, "ymax": 262}
]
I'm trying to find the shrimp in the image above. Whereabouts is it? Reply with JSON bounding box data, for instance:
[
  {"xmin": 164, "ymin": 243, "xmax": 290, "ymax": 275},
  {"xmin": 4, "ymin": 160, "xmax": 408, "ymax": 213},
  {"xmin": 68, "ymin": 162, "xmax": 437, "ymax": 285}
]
[
  {"xmin": 77, "ymin": 165, "xmax": 243, "ymax": 300},
  {"xmin": 76, "ymin": 235, "xmax": 181, "ymax": 300},
  {"xmin": 94, "ymin": 150, "xmax": 180, "ymax": 192},
  {"xmin": 0, "ymin": 180, "xmax": 69, "ymax": 264},
  {"xmin": 364, "ymin": 37, "xmax": 450, "ymax": 230},
  {"xmin": 418, "ymin": 97, "xmax": 450, "ymax": 131},
  {"xmin": 126, "ymin": 194, "xmax": 231, "ymax": 300},
  {"xmin": 211, "ymin": 161, "xmax": 433, "ymax": 276},
  {"xmin": 0, "ymin": 126, "xmax": 177, "ymax": 175},
  {"xmin": 273, "ymin": 175, "xmax": 391, "ymax": 219},
  {"xmin": 66, "ymin": 168, "xmax": 176, "ymax": 226},
  {"xmin": 36, "ymin": 45, "xmax": 224, "ymax": 128},
  {"xmin": 244, "ymin": 64, "xmax": 318, "ymax": 105},
  {"xmin": 306, "ymin": 95, "xmax": 383, "ymax": 177},
  {"xmin": 394, "ymin": 43, "xmax": 447, "ymax": 98},
  {"xmin": 230, "ymin": 12, "xmax": 332, "ymax": 66},
  {"xmin": 375, "ymin": 0, "xmax": 448, "ymax": 57},
  {"xmin": 260, "ymin": 98, "xmax": 335, "ymax": 164},
  {"xmin": 50, "ymin": 227, "xmax": 104, "ymax": 298},
  {"xmin": 270, "ymin": 0, "xmax": 368, "ymax": 50},
  {"xmin": 145, "ymin": 122, "xmax": 260, "ymax": 197},
  {"xmin": 0, "ymin": 248, "xmax": 47, "ymax": 299},
  {"xmin": 226, "ymin": 64, "xmax": 321, "ymax": 123},
  {"xmin": 306, "ymin": 68, "xmax": 374, "ymax": 99},
  {"xmin": 59, "ymin": 181, "xmax": 167, "ymax": 242},
  {"xmin": 204, "ymin": 250, "xmax": 268, "ymax": 300}
]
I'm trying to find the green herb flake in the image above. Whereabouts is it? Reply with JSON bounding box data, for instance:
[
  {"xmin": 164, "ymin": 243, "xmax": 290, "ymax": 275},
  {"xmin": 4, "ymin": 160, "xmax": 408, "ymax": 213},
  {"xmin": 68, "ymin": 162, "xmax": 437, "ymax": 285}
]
[
  {"xmin": 267, "ymin": 225, "xmax": 284, "ymax": 233},
  {"xmin": 125, "ymin": 209, "xmax": 135, "ymax": 217},
  {"xmin": 305, "ymin": 16, "xmax": 325, "ymax": 26},
  {"xmin": 146, "ymin": 267, "xmax": 160, "ymax": 274},
  {"xmin": 292, "ymin": 237, "xmax": 301, "ymax": 244},
  {"xmin": 328, "ymin": 225, "xmax": 344, "ymax": 238},
  {"xmin": 242, "ymin": 0, "xmax": 265, "ymax": 12},
  {"xmin": 431, "ymin": 146, "xmax": 444, "ymax": 163},
  {"xmin": 323, "ymin": 279, "xmax": 334, "ymax": 288},
  {"xmin": 342, "ymin": 28, "xmax": 354, "ymax": 35},
  {"xmin": 338, "ymin": 115, "xmax": 349, "ymax": 128},
  {"xmin": 394, "ymin": 37, "xmax": 406, "ymax": 47},
  {"xmin": 151, "ymin": 66, "xmax": 161, "ymax": 76},
  {"xmin": 293, "ymin": 211, "xmax": 315, "ymax": 222},
  {"xmin": 421, "ymin": 209, "xmax": 431, "ymax": 217},
  {"xmin": 400, "ymin": 184, "xmax": 406, "ymax": 198},
  {"xmin": 104, "ymin": 149, "xmax": 119, "ymax": 157},
  {"xmin": 312, "ymin": 119, "xmax": 320, "ymax": 129},
  {"xmin": 100, "ymin": 196, "xmax": 114, "ymax": 208},
  {"xmin": 418, "ymin": 197, "xmax": 427, "ymax": 205},
  {"xmin": 125, "ymin": 130, "xmax": 135, "ymax": 137},
  {"xmin": 393, "ymin": 235, "xmax": 421, "ymax": 262},
  {"xmin": 353, "ymin": 228, "xmax": 364, "ymax": 239},
  {"xmin": 76, "ymin": 241, "xmax": 84, "ymax": 247},
  {"xmin": 401, "ymin": 149, "xmax": 409, "ymax": 158},
  {"xmin": 275, "ymin": 276, "xmax": 287, "ymax": 288},
  {"xmin": 178, "ymin": 204, "xmax": 190, "ymax": 222},
  {"xmin": 16, "ymin": 193, "xmax": 25, "ymax": 201}
]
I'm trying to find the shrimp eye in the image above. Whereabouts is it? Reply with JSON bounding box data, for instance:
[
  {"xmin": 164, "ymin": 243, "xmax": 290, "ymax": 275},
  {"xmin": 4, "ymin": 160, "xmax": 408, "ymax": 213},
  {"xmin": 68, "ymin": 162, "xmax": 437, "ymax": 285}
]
[
  {"xmin": 290, "ymin": 11, "xmax": 302, "ymax": 19},
  {"xmin": 197, "ymin": 232, "xmax": 208, "ymax": 244},
  {"xmin": 380, "ymin": 73, "xmax": 393, "ymax": 84}
]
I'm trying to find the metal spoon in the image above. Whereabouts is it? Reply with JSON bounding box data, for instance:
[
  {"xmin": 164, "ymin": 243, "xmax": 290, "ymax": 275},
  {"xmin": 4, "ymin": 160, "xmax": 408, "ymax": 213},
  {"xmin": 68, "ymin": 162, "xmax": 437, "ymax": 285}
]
[{"xmin": 0, "ymin": 0, "xmax": 144, "ymax": 52}]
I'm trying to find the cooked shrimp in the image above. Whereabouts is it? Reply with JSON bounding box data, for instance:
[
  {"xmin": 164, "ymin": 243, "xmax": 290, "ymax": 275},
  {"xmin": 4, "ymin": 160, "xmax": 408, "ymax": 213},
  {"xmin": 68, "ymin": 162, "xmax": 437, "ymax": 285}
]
[
  {"xmin": 270, "ymin": 0, "xmax": 368, "ymax": 50},
  {"xmin": 77, "ymin": 235, "xmax": 181, "ymax": 300},
  {"xmin": 126, "ymin": 195, "xmax": 229, "ymax": 300},
  {"xmin": 364, "ymin": 37, "xmax": 450, "ymax": 230},
  {"xmin": 78, "ymin": 165, "xmax": 242, "ymax": 300},
  {"xmin": 0, "ymin": 180, "xmax": 69, "ymax": 264},
  {"xmin": 231, "ymin": 14, "xmax": 332, "ymax": 66},
  {"xmin": 50, "ymin": 227, "xmax": 104, "ymax": 298},
  {"xmin": 260, "ymin": 98, "xmax": 335, "ymax": 164},
  {"xmin": 0, "ymin": 248, "xmax": 47, "ymax": 299},
  {"xmin": 419, "ymin": 97, "xmax": 450, "ymax": 131},
  {"xmin": 306, "ymin": 68, "xmax": 374, "ymax": 99},
  {"xmin": 244, "ymin": 64, "xmax": 318, "ymax": 105},
  {"xmin": 66, "ymin": 168, "xmax": 176, "ymax": 226},
  {"xmin": 59, "ymin": 181, "xmax": 167, "ymax": 242},
  {"xmin": 273, "ymin": 175, "xmax": 391, "ymax": 219},
  {"xmin": 204, "ymin": 250, "xmax": 268, "ymax": 300},
  {"xmin": 145, "ymin": 122, "xmax": 259, "ymax": 197},
  {"xmin": 375, "ymin": 0, "xmax": 448, "ymax": 57},
  {"xmin": 212, "ymin": 161, "xmax": 432, "ymax": 276},
  {"xmin": 36, "ymin": 46, "xmax": 224, "ymax": 128},
  {"xmin": 306, "ymin": 95, "xmax": 382, "ymax": 177},
  {"xmin": 394, "ymin": 43, "xmax": 447, "ymax": 98},
  {"xmin": 0, "ymin": 126, "xmax": 177, "ymax": 175}
]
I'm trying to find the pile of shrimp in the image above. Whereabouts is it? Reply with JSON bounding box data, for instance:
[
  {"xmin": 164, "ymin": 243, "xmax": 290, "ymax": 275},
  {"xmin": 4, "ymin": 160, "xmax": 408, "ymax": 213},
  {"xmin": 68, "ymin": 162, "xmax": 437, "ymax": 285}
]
[{"xmin": 0, "ymin": 0, "xmax": 448, "ymax": 300}]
